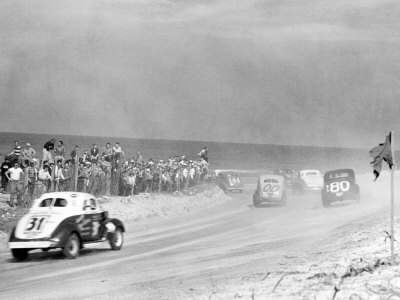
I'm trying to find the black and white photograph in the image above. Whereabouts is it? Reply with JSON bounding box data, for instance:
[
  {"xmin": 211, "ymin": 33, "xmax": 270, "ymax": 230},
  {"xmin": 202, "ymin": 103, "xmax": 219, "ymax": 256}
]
[{"xmin": 1, "ymin": 0, "xmax": 400, "ymax": 299}]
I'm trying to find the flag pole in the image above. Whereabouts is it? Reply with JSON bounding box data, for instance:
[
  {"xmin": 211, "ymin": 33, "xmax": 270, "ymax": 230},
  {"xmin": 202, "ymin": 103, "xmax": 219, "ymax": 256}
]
[{"xmin": 391, "ymin": 131, "xmax": 396, "ymax": 265}]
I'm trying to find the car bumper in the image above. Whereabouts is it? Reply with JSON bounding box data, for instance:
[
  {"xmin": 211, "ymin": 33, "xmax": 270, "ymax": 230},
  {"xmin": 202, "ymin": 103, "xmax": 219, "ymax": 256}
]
[
  {"xmin": 9, "ymin": 241, "xmax": 56, "ymax": 249},
  {"xmin": 256, "ymin": 197, "xmax": 282, "ymax": 203}
]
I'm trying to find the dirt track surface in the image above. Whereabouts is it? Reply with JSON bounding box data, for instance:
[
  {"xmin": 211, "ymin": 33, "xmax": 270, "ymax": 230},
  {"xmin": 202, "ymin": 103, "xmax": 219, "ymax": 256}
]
[{"xmin": 0, "ymin": 173, "xmax": 394, "ymax": 299}]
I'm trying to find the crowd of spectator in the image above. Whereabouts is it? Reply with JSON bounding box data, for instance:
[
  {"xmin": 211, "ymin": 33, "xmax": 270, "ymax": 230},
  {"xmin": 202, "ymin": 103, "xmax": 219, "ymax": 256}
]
[{"xmin": 0, "ymin": 139, "xmax": 209, "ymax": 207}]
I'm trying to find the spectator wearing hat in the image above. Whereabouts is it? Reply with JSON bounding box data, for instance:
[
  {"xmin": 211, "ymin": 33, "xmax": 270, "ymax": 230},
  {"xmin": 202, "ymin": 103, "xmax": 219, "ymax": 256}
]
[{"xmin": 21, "ymin": 143, "xmax": 36, "ymax": 163}]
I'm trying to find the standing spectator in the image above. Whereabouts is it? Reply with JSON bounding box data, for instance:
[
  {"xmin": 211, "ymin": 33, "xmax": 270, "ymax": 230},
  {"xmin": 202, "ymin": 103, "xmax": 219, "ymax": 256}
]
[
  {"xmin": 54, "ymin": 141, "xmax": 65, "ymax": 164},
  {"xmin": 1, "ymin": 157, "xmax": 11, "ymax": 192},
  {"xmin": 90, "ymin": 144, "xmax": 99, "ymax": 163},
  {"xmin": 5, "ymin": 162, "xmax": 24, "ymax": 206},
  {"xmin": 198, "ymin": 146, "xmax": 208, "ymax": 163},
  {"xmin": 135, "ymin": 150, "xmax": 143, "ymax": 165},
  {"xmin": 26, "ymin": 161, "xmax": 38, "ymax": 198},
  {"xmin": 54, "ymin": 160, "xmax": 65, "ymax": 191},
  {"xmin": 21, "ymin": 142, "xmax": 36, "ymax": 163},
  {"xmin": 100, "ymin": 156, "xmax": 112, "ymax": 195},
  {"xmin": 37, "ymin": 165, "xmax": 52, "ymax": 194},
  {"xmin": 80, "ymin": 149, "xmax": 90, "ymax": 164},
  {"xmin": 8, "ymin": 140, "xmax": 22, "ymax": 164},
  {"xmin": 102, "ymin": 143, "xmax": 113, "ymax": 162},
  {"xmin": 43, "ymin": 138, "xmax": 56, "ymax": 164}
]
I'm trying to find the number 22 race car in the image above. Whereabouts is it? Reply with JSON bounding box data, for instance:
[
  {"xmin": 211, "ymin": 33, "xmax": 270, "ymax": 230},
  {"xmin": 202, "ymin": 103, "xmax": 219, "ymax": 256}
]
[
  {"xmin": 321, "ymin": 169, "xmax": 360, "ymax": 207},
  {"xmin": 253, "ymin": 175, "xmax": 287, "ymax": 207},
  {"xmin": 8, "ymin": 192, "xmax": 125, "ymax": 261}
]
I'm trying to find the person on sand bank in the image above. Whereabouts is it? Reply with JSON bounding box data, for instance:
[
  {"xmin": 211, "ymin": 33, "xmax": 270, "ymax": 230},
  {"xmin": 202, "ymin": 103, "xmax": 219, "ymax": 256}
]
[
  {"xmin": 42, "ymin": 138, "xmax": 55, "ymax": 165},
  {"xmin": 5, "ymin": 162, "xmax": 24, "ymax": 207},
  {"xmin": 21, "ymin": 143, "xmax": 36, "ymax": 163}
]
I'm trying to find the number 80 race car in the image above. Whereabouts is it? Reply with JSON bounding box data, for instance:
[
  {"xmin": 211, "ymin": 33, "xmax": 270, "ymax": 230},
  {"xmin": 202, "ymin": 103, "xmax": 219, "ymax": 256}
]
[
  {"xmin": 321, "ymin": 169, "xmax": 360, "ymax": 207},
  {"xmin": 8, "ymin": 192, "xmax": 125, "ymax": 261}
]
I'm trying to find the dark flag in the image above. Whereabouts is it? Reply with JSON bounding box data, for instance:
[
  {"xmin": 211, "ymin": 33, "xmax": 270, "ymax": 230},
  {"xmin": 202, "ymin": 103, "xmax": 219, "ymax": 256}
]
[{"xmin": 369, "ymin": 133, "xmax": 393, "ymax": 181}]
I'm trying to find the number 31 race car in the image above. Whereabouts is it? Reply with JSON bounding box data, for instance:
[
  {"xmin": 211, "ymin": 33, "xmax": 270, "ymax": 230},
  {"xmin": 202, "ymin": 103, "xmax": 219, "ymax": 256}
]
[
  {"xmin": 321, "ymin": 169, "xmax": 360, "ymax": 207},
  {"xmin": 9, "ymin": 192, "xmax": 125, "ymax": 261},
  {"xmin": 253, "ymin": 175, "xmax": 287, "ymax": 207}
]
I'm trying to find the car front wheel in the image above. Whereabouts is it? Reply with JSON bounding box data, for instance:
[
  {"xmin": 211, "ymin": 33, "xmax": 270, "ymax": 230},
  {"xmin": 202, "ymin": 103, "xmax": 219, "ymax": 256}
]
[
  {"xmin": 109, "ymin": 227, "xmax": 124, "ymax": 250},
  {"xmin": 63, "ymin": 233, "xmax": 80, "ymax": 259},
  {"xmin": 11, "ymin": 249, "xmax": 28, "ymax": 261}
]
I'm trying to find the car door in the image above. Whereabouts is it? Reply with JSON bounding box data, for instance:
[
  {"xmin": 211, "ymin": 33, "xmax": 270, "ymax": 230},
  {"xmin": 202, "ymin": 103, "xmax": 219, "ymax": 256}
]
[{"xmin": 81, "ymin": 198, "xmax": 103, "ymax": 241}]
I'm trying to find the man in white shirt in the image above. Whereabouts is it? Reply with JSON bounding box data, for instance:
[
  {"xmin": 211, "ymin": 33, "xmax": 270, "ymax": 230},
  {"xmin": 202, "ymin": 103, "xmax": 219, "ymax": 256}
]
[{"xmin": 5, "ymin": 163, "xmax": 24, "ymax": 207}]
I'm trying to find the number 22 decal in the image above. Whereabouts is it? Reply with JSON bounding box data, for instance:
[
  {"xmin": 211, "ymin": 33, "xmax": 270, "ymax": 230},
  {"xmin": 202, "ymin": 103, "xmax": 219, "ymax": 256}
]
[
  {"xmin": 26, "ymin": 216, "xmax": 47, "ymax": 232},
  {"xmin": 263, "ymin": 184, "xmax": 280, "ymax": 193}
]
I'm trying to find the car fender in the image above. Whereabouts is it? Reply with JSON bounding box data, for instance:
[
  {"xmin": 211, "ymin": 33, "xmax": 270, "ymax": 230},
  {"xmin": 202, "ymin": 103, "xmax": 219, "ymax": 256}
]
[
  {"xmin": 51, "ymin": 218, "xmax": 82, "ymax": 248},
  {"xmin": 109, "ymin": 218, "xmax": 125, "ymax": 232}
]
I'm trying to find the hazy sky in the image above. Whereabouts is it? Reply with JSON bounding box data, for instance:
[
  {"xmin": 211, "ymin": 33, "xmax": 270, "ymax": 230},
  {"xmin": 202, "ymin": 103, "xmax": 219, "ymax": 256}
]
[{"xmin": 1, "ymin": 0, "xmax": 400, "ymax": 148}]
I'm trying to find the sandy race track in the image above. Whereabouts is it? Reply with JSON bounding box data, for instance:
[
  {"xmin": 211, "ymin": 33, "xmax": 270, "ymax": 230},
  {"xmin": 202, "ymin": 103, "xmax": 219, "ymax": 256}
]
[{"xmin": 0, "ymin": 172, "xmax": 396, "ymax": 299}]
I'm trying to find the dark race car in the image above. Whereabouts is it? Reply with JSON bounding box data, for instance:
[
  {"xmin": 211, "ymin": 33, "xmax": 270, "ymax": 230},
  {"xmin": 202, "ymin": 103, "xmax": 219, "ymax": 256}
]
[
  {"xmin": 217, "ymin": 173, "xmax": 244, "ymax": 193},
  {"xmin": 9, "ymin": 192, "xmax": 125, "ymax": 261},
  {"xmin": 272, "ymin": 169, "xmax": 298, "ymax": 188},
  {"xmin": 321, "ymin": 169, "xmax": 360, "ymax": 207}
]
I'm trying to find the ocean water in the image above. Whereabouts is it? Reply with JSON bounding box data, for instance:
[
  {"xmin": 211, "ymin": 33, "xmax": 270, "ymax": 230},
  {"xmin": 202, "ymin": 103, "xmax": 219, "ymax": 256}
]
[{"xmin": 0, "ymin": 132, "xmax": 378, "ymax": 174}]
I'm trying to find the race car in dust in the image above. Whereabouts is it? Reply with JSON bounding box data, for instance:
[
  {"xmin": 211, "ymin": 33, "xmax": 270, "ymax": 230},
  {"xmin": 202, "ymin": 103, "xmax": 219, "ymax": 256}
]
[
  {"xmin": 253, "ymin": 175, "xmax": 287, "ymax": 207},
  {"xmin": 217, "ymin": 172, "xmax": 244, "ymax": 193},
  {"xmin": 321, "ymin": 169, "xmax": 360, "ymax": 207},
  {"xmin": 8, "ymin": 192, "xmax": 125, "ymax": 261},
  {"xmin": 292, "ymin": 169, "xmax": 323, "ymax": 193},
  {"xmin": 273, "ymin": 169, "xmax": 298, "ymax": 188}
]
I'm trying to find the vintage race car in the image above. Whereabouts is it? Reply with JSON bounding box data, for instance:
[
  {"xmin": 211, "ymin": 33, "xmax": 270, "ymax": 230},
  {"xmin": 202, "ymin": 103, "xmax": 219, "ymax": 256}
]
[
  {"xmin": 217, "ymin": 173, "xmax": 244, "ymax": 193},
  {"xmin": 272, "ymin": 169, "xmax": 298, "ymax": 188},
  {"xmin": 8, "ymin": 192, "xmax": 125, "ymax": 261},
  {"xmin": 292, "ymin": 169, "xmax": 323, "ymax": 193},
  {"xmin": 253, "ymin": 175, "xmax": 287, "ymax": 207},
  {"xmin": 321, "ymin": 169, "xmax": 360, "ymax": 207}
]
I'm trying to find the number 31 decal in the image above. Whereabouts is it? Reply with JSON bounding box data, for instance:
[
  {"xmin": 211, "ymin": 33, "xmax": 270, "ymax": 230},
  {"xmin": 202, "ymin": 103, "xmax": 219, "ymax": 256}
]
[
  {"xmin": 326, "ymin": 181, "xmax": 350, "ymax": 193},
  {"xmin": 26, "ymin": 216, "xmax": 47, "ymax": 232}
]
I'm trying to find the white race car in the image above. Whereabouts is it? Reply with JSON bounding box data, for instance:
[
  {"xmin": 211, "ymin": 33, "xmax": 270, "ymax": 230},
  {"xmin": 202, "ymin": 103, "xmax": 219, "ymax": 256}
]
[
  {"xmin": 253, "ymin": 175, "xmax": 287, "ymax": 207},
  {"xmin": 293, "ymin": 169, "xmax": 323, "ymax": 193},
  {"xmin": 9, "ymin": 192, "xmax": 125, "ymax": 261}
]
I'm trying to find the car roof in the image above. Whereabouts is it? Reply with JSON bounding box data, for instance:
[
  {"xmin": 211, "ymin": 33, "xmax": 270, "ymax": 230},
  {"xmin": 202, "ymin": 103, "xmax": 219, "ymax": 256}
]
[
  {"xmin": 38, "ymin": 192, "xmax": 95, "ymax": 199},
  {"xmin": 258, "ymin": 174, "xmax": 284, "ymax": 181},
  {"xmin": 324, "ymin": 168, "xmax": 355, "ymax": 175}
]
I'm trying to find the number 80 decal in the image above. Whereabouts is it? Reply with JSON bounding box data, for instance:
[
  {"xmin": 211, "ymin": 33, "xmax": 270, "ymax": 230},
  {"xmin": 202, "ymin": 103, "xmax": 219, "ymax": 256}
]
[{"xmin": 326, "ymin": 181, "xmax": 350, "ymax": 193}]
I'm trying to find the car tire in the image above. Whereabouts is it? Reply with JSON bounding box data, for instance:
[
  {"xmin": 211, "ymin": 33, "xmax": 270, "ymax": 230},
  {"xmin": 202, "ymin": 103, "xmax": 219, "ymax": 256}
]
[
  {"xmin": 11, "ymin": 249, "xmax": 28, "ymax": 261},
  {"xmin": 63, "ymin": 233, "xmax": 80, "ymax": 259},
  {"xmin": 109, "ymin": 227, "xmax": 124, "ymax": 250}
]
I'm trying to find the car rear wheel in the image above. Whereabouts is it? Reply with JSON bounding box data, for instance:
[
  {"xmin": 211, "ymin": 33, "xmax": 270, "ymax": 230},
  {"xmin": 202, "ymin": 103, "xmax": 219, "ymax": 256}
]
[
  {"xmin": 63, "ymin": 233, "xmax": 80, "ymax": 259},
  {"xmin": 11, "ymin": 249, "xmax": 28, "ymax": 261},
  {"xmin": 109, "ymin": 227, "xmax": 124, "ymax": 250}
]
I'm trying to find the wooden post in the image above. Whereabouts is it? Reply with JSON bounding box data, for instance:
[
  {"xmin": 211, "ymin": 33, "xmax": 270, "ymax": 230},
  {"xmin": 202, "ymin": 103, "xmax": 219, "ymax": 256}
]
[
  {"xmin": 74, "ymin": 150, "xmax": 79, "ymax": 192},
  {"xmin": 390, "ymin": 131, "xmax": 396, "ymax": 265}
]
